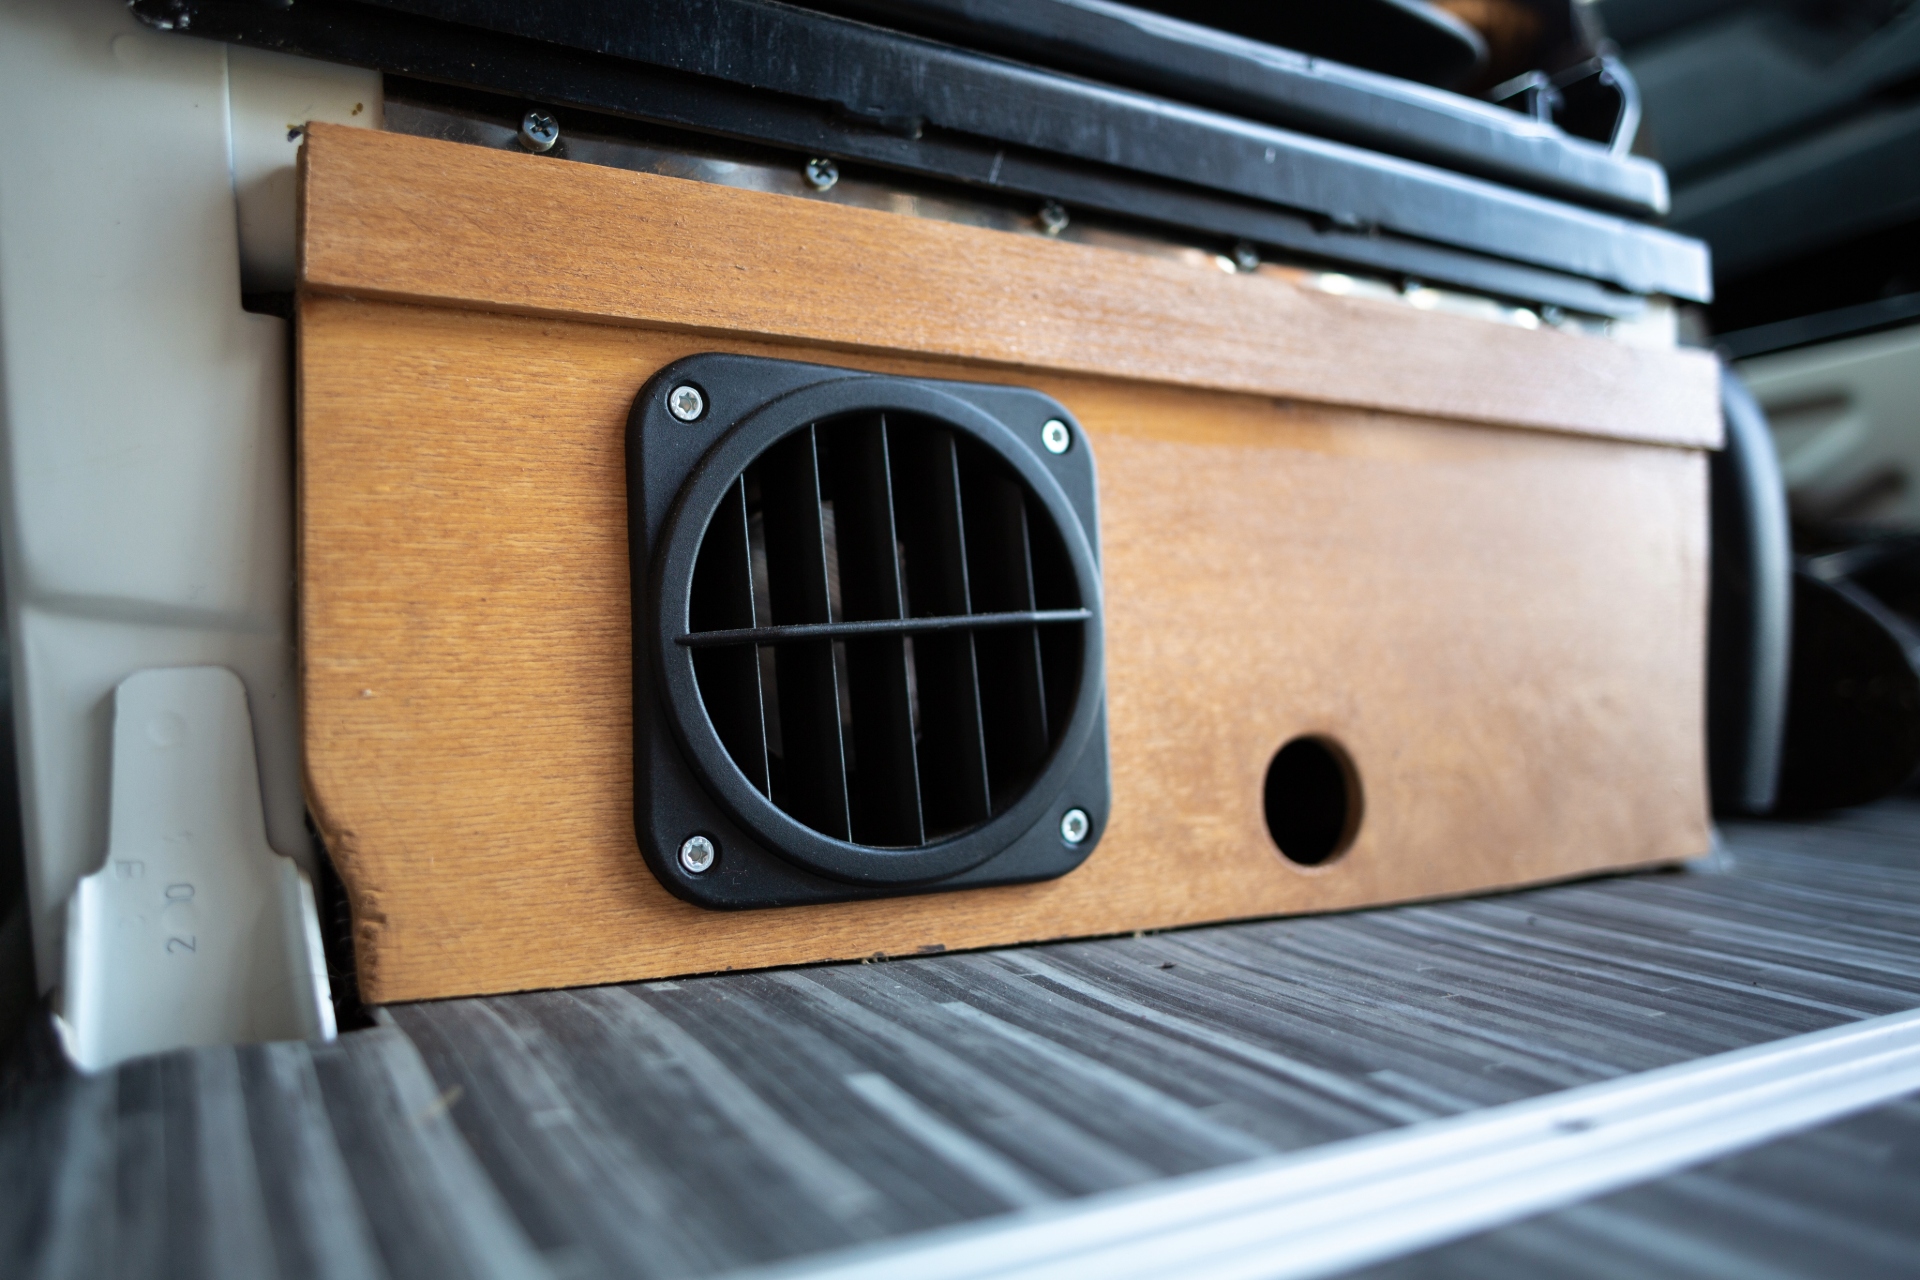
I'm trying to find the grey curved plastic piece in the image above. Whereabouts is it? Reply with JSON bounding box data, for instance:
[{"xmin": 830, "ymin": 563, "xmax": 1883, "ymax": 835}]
[{"xmin": 1712, "ymin": 369, "xmax": 1793, "ymax": 814}]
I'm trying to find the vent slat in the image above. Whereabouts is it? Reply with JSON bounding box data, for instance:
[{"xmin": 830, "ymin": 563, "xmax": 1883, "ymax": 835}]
[
  {"xmin": 688, "ymin": 478, "xmax": 771, "ymax": 796},
  {"xmin": 892, "ymin": 427, "xmax": 993, "ymax": 834},
  {"xmin": 961, "ymin": 455, "xmax": 1052, "ymax": 800},
  {"xmin": 822, "ymin": 416, "xmax": 925, "ymax": 847},
  {"xmin": 755, "ymin": 428, "xmax": 852, "ymax": 841}
]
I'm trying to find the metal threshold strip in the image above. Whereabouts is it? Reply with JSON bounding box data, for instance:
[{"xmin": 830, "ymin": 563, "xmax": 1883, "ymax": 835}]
[{"xmin": 741, "ymin": 1007, "xmax": 1920, "ymax": 1280}]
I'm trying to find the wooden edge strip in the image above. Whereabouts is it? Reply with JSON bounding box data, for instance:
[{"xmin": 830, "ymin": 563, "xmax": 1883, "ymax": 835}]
[{"xmin": 297, "ymin": 124, "xmax": 1721, "ymax": 450}]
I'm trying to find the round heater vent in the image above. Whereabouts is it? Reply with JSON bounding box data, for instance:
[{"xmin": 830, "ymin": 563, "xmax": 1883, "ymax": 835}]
[{"xmin": 636, "ymin": 355, "xmax": 1107, "ymax": 904}]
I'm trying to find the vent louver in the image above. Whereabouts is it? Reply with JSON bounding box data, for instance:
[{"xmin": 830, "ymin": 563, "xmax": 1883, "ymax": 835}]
[
  {"xmin": 632, "ymin": 354, "xmax": 1108, "ymax": 909},
  {"xmin": 686, "ymin": 414, "xmax": 1089, "ymax": 847}
]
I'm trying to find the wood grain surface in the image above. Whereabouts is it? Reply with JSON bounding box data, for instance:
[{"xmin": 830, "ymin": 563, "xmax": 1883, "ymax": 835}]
[
  {"xmin": 298, "ymin": 290, "xmax": 1712, "ymax": 1003},
  {"xmin": 297, "ymin": 124, "xmax": 1721, "ymax": 450}
]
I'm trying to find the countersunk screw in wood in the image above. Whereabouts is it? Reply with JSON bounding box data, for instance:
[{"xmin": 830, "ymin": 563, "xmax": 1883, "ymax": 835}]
[
  {"xmin": 805, "ymin": 158, "xmax": 840, "ymax": 191},
  {"xmin": 518, "ymin": 110, "xmax": 560, "ymax": 153},
  {"xmin": 679, "ymin": 835, "xmax": 717, "ymax": 873},
  {"xmin": 668, "ymin": 384, "xmax": 707, "ymax": 422},
  {"xmin": 1060, "ymin": 809, "xmax": 1090, "ymax": 844}
]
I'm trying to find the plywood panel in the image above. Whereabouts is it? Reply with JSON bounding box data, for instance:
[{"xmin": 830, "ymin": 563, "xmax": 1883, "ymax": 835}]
[
  {"xmin": 297, "ymin": 124, "xmax": 1721, "ymax": 450},
  {"xmin": 299, "ymin": 296, "xmax": 1711, "ymax": 1003}
]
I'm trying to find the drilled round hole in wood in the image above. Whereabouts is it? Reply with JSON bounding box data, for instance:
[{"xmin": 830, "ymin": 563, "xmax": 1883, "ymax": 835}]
[{"xmin": 1264, "ymin": 736, "xmax": 1361, "ymax": 866}]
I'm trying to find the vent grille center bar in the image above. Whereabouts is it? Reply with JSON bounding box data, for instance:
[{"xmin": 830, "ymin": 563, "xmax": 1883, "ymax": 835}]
[{"xmin": 676, "ymin": 609, "xmax": 1092, "ymax": 648}]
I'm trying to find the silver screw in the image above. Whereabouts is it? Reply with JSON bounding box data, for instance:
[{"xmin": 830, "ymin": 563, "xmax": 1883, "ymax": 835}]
[
  {"xmin": 667, "ymin": 384, "xmax": 706, "ymax": 422},
  {"xmin": 1231, "ymin": 241, "xmax": 1261, "ymax": 273},
  {"xmin": 1038, "ymin": 201, "xmax": 1070, "ymax": 236},
  {"xmin": 517, "ymin": 110, "xmax": 560, "ymax": 153},
  {"xmin": 804, "ymin": 157, "xmax": 839, "ymax": 191},
  {"xmin": 1060, "ymin": 808, "xmax": 1090, "ymax": 844},
  {"xmin": 679, "ymin": 835, "xmax": 716, "ymax": 873},
  {"xmin": 1041, "ymin": 419, "xmax": 1071, "ymax": 454}
]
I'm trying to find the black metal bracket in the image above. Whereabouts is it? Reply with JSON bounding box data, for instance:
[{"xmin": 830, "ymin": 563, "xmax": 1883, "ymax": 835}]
[
  {"xmin": 808, "ymin": 0, "xmax": 1667, "ymax": 214},
  {"xmin": 131, "ymin": 0, "xmax": 1708, "ymax": 303}
]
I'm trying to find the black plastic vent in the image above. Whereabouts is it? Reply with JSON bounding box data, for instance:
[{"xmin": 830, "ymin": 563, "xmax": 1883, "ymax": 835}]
[
  {"xmin": 687, "ymin": 414, "xmax": 1087, "ymax": 847},
  {"xmin": 630, "ymin": 354, "xmax": 1108, "ymax": 909}
]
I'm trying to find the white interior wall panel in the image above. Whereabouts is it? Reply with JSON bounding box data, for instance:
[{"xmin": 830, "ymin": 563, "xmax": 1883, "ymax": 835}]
[{"xmin": 0, "ymin": 0, "xmax": 378, "ymax": 990}]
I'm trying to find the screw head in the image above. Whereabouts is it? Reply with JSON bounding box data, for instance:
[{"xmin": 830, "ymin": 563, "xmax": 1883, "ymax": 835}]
[
  {"xmin": 1041, "ymin": 419, "xmax": 1071, "ymax": 455},
  {"xmin": 518, "ymin": 110, "xmax": 560, "ymax": 153},
  {"xmin": 1060, "ymin": 808, "xmax": 1091, "ymax": 845},
  {"xmin": 804, "ymin": 157, "xmax": 840, "ymax": 191},
  {"xmin": 1231, "ymin": 240, "xmax": 1261, "ymax": 273},
  {"xmin": 1038, "ymin": 201, "xmax": 1070, "ymax": 236},
  {"xmin": 679, "ymin": 835, "xmax": 717, "ymax": 873},
  {"xmin": 668, "ymin": 384, "xmax": 706, "ymax": 422}
]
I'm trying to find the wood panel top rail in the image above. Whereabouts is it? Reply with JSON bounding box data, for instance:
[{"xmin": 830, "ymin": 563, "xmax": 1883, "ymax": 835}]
[{"xmin": 297, "ymin": 124, "xmax": 1720, "ymax": 449}]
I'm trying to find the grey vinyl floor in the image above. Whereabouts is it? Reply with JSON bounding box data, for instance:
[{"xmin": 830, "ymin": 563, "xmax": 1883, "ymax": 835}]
[
  {"xmin": 1356, "ymin": 1093, "xmax": 1920, "ymax": 1280},
  {"xmin": 4, "ymin": 803, "xmax": 1920, "ymax": 1279}
]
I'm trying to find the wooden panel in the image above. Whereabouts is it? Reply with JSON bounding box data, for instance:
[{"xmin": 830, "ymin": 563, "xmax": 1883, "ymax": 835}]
[
  {"xmin": 297, "ymin": 124, "xmax": 1721, "ymax": 450},
  {"xmin": 299, "ymin": 295, "xmax": 1711, "ymax": 1003}
]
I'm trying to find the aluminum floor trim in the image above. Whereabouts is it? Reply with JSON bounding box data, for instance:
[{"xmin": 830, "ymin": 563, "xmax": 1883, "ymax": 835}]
[{"xmin": 750, "ymin": 1008, "xmax": 1920, "ymax": 1280}]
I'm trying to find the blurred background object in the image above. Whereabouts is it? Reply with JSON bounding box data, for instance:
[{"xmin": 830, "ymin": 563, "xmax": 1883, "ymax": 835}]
[{"xmin": 1594, "ymin": 0, "xmax": 1920, "ymax": 811}]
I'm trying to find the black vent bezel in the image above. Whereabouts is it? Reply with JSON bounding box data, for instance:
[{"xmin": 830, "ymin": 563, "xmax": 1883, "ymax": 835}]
[{"xmin": 629, "ymin": 353, "xmax": 1109, "ymax": 909}]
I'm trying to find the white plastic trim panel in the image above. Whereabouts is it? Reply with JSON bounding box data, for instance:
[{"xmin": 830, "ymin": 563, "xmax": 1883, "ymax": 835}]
[
  {"xmin": 230, "ymin": 44, "xmax": 382, "ymax": 291},
  {"xmin": 59, "ymin": 667, "xmax": 332, "ymax": 1072},
  {"xmin": 743, "ymin": 1007, "xmax": 1920, "ymax": 1280},
  {"xmin": 0, "ymin": 0, "xmax": 377, "ymax": 990}
]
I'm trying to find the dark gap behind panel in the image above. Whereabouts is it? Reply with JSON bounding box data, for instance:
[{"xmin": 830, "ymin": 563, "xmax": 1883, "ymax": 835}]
[
  {"xmin": 1026, "ymin": 491, "xmax": 1086, "ymax": 753},
  {"xmin": 957, "ymin": 440, "xmax": 1052, "ymax": 806},
  {"xmin": 688, "ymin": 477, "xmax": 771, "ymax": 796},
  {"xmin": 753, "ymin": 428, "xmax": 852, "ymax": 841},
  {"xmin": 819, "ymin": 415, "xmax": 925, "ymax": 848},
  {"xmin": 890, "ymin": 423, "xmax": 992, "ymax": 836}
]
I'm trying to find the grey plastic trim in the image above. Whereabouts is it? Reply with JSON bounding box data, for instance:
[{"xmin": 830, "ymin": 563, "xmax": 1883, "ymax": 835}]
[{"xmin": 1717, "ymin": 293, "xmax": 1920, "ymax": 361}]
